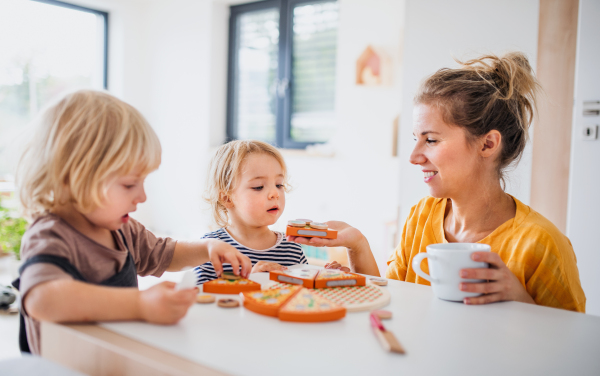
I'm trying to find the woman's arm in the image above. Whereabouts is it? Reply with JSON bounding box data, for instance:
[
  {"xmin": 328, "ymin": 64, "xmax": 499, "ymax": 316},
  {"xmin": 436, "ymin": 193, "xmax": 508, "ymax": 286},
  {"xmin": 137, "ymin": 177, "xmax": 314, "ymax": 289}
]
[
  {"xmin": 287, "ymin": 221, "xmax": 380, "ymax": 277},
  {"xmin": 168, "ymin": 239, "xmax": 252, "ymax": 277},
  {"xmin": 25, "ymin": 279, "xmax": 197, "ymax": 324}
]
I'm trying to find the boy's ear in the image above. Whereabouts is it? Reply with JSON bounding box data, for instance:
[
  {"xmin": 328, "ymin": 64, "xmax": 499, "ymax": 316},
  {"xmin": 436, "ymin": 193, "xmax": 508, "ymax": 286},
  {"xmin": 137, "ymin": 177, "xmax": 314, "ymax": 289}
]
[{"xmin": 219, "ymin": 192, "xmax": 234, "ymax": 209}]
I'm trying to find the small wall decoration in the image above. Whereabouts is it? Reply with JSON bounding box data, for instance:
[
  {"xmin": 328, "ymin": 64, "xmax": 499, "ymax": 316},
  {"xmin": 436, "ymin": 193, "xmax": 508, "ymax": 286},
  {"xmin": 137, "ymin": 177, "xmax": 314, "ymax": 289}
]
[{"xmin": 356, "ymin": 45, "xmax": 392, "ymax": 86}]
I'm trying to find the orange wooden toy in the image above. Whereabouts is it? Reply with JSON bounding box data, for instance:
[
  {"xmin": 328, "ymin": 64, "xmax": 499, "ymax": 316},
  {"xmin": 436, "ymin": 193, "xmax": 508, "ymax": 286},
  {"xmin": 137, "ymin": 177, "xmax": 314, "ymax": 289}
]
[
  {"xmin": 285, "ymin": 219, "xmax": 337, "ymax": 240},
  {"xmin": 278, "ymin": 288, "xmax": 346, "ymax": 322},
  {"xmin": 241, "ymin": 286, "xmax": 302, "ymax": 317},
  {"xmin": 314, "ymin": 269, "xmax": 366, "ymax": 288},
  {"xmin": 203, "ymin": 277, "xmax": 261, "ymax": 294},
  {"xmin": 269, "ymin": 269, "xmax": 320, "ymax": 288}
]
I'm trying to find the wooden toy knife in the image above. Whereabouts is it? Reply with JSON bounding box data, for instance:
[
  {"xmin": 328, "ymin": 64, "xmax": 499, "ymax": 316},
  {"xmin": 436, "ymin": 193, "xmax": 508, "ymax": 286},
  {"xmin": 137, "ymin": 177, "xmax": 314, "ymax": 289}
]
[{"xmin": 370, "ymin": 312, "xmax": 405, "ymax": 354}]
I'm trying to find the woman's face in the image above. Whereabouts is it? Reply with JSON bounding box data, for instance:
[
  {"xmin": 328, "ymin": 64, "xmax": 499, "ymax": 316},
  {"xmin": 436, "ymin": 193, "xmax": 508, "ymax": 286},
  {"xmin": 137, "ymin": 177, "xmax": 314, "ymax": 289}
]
[{"xmin": 410, "ymin": 104, "xmax": 486, "ymax": 199}]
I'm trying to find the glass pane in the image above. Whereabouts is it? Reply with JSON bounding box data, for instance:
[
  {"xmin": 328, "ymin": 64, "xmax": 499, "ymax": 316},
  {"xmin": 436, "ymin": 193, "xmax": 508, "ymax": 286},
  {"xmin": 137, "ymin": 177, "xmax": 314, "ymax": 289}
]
[
  {"xmin": 0, "ymin": 0, "xmax": 105, "ymax": 181},
  {"xmin": 233, "ymin": 8, "xmax": 279, "ymax": 143},
  {"xmin": 291, "ymin": 1, "xmax": 338, "ymax": 143}
]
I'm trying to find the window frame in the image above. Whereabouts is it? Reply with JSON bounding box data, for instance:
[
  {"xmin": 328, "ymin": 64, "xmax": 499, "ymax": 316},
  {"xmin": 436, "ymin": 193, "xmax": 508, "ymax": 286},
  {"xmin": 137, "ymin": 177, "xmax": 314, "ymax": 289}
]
[
  {"xmin": 32, "ymin": 0, "xmax": 109, "ymax": 89},
  {"xmin": 226, "ymin": 0, "xmax": 337, "ymax": 149}
]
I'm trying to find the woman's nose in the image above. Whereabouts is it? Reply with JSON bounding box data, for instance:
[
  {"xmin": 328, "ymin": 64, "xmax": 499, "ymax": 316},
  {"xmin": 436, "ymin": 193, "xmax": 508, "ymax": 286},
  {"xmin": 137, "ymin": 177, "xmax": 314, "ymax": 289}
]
[{"xmin": 409, "ymin": 144, "xmax": 427, "ymax": 165}]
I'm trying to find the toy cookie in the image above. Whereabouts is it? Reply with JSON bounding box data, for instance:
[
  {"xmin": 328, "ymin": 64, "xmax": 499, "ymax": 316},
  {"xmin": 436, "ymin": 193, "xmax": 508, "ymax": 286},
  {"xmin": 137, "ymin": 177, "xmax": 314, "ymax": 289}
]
[{"xmin": 285, "ymin": 219, "xmax": 338, "ymax": 239}]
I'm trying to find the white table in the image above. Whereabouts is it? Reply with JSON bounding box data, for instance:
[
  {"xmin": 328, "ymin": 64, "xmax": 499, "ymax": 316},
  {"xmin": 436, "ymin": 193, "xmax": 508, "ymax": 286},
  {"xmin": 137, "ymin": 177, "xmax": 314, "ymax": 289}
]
[{"xmin": 42, "ymin": 267, "xmax": 600, "ymax": 376}]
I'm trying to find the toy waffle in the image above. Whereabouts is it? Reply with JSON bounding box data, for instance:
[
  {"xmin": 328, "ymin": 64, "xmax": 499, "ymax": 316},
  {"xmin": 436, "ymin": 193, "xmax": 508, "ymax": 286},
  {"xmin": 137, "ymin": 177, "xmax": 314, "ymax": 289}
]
[
  {"xmin": 203, "ymin": 277, "xmax": 261, "ymax": 294},
  {"xmin": 286, "ymin": 219, "xmax": 337, "ymax": 239},
  {"xmin": 241, "ymin": 285, "xmax": 302, "ymax": 317},
  {"xmin": 278, "ymin": 288, "xmax": 346, "ymax": 322},
  {"xmin": 269, "ymin": 269, "xmax": 320, "ymax": 288},
  {"xmin": 314, "ymin": 269, "xmax": 366, "ymax": 288}
]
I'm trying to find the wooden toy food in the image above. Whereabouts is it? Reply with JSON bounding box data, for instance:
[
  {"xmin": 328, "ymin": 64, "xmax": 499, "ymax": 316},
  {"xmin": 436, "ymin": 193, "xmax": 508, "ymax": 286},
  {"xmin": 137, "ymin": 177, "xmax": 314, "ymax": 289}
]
[
  {"xmin": 240, "ymin": 286, "xmax": 346, "ymax": 322},
  {"xmin": 269, "ymin": 269, "xmax": 320, "ymax": 288},
  {"xmin": 241, "ymin": 286, "xmax": 302, "ymax": 317},
  {"xmin": 286, "ymin": 219, "xmax": 338, "ymax": 239},
  {"xmin": 203, "ymin": 277, "xmax": 261, "ymax": 294},
  {"xmin": 278, "ymin": 288, "xmax": 346, "ymax": 322},
  {"xmin": 314, "ymin": 269, "xmax": 366, "ymax": 288}
]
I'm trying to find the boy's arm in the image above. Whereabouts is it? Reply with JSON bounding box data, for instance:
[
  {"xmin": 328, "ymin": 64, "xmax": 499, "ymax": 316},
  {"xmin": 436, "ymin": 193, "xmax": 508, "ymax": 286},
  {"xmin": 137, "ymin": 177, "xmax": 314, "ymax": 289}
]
[
  {"xmin": 168, "ymin": 239, "xmax": 252, "ymax": 277},
  {"xmin": 24, "ymin": 279, "xmax": 196, "ymax": 324}
]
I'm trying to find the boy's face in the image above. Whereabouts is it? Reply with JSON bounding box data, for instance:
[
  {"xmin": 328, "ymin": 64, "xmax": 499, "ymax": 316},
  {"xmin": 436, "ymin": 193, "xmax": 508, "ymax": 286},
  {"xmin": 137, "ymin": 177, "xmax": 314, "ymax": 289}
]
[
  {"xmin": 227, "ymin": 153, "xmax": 286, "ymax": 229},
  {"xmin": 84, "ymin": 170, "xmax": 148, "ymax": 231}
]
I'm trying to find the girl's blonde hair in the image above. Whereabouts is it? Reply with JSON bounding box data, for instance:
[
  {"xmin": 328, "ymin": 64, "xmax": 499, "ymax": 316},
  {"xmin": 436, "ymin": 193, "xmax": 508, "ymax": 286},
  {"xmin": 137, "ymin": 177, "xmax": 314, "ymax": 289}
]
[
  {"xmin": 415, "ymin": 52, "xmax": 541, "ymax": 184},
  {"xmin": 206, "ymin": 140, "xmax": 289, "ymax": 228},
  {"xmin": 18, "ymin": 90, "xmax": 161, "ymax": 220}
]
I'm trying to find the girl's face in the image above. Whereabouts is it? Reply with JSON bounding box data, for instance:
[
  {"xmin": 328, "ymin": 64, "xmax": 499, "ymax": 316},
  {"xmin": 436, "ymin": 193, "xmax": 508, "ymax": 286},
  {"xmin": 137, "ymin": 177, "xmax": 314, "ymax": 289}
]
[
  {"xmin": 410, "ymin": 104, "xmax": 485, "ymax": 199},
  {"xmin": 226, "ymin": 153, "xmax": 286, "ymax": 229},
  {"xmin": 83, "ymin": 170, "xmax": 148, "ymax": 231}
]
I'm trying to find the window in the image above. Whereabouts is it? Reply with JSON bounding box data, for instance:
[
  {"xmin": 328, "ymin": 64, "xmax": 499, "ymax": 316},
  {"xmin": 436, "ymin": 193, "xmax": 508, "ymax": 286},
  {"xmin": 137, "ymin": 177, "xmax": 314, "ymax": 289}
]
[
  {"xmin": 227, "ymin": 0, "xmax": 339, "ymax": 148},
  {"xmin": 0, "ymin": 0, "xmax": 108, "ymax": 181}
]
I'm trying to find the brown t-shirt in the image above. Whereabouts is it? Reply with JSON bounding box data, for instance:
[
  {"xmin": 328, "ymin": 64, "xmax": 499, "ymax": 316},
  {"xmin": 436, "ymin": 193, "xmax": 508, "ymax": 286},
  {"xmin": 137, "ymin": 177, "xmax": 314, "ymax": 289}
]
[{"xmin": 19, "ymin": 214, "xmax": 176, "ymax": 355}]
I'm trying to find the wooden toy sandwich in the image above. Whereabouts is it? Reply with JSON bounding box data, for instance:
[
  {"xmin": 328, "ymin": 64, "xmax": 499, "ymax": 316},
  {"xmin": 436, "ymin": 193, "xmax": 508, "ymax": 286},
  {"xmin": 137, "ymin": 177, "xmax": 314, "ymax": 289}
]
[
  {"xmin": 270, "ymin": 268, "xmax": 366, "ymax": 289},
  {"xmin": 285, "ymin": 219, "xmax": 338, "ymax": 239}
]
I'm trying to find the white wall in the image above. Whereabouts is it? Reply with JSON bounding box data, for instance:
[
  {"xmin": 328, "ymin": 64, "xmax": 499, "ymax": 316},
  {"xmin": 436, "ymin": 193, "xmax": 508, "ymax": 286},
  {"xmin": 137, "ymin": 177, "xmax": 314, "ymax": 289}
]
[
  {"xmin": 398, "ymin": 0, "xmax": 539, "ymax": 227},
  {"xmin": 567, "ymin": 0, "xmax": 600, "ymax": 316}
]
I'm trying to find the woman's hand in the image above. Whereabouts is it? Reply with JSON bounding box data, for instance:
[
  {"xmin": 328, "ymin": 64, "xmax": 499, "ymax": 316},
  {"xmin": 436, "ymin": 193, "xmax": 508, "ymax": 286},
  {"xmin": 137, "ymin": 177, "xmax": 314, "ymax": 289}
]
[
  {"xmin": 138, "ymin": 281, "xmax": 197, "ymax": 324},
  {"xmin": 251, "ymin": 261, "xmax": 288, "ymax": 273},
  {"xmin": 207, "ymin": 239, "xmax": 252, "ymax": 278},
  {"xmin": 460, "ymin": 252, "xmax": 535, "ymax": 305},
  {"xmin": 324, "ymin": 261, "xmax": 350, "ymax": 273}
]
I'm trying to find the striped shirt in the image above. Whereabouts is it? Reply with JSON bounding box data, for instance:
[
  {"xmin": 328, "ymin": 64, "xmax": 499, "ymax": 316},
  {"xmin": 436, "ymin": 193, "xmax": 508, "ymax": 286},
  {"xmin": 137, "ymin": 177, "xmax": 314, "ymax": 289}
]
[{"xmin": 195, "ymin": 228, "xmax": 307, "ymax": 284}]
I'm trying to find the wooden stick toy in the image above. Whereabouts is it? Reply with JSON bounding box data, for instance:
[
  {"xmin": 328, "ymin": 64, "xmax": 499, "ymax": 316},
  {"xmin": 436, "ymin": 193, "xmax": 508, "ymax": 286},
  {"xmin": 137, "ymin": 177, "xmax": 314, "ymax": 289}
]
[
  {"xmin": 286, "ymin": 219, "xmax": 338, "ymax": 239},
  {"xmin": 175, "ymin": 269, "xmax": 197, "ymax": 291},
  {"xmin": 370, "ymin": 312, "xmax": 405, "ymax": 354}
]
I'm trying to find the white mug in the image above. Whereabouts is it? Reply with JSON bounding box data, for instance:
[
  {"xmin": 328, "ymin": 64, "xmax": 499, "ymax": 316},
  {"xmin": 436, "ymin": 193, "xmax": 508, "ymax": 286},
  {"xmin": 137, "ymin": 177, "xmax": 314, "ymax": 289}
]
[{"xmin": 412, "ymin": 243, "xmax": 491, "ymax": 302}]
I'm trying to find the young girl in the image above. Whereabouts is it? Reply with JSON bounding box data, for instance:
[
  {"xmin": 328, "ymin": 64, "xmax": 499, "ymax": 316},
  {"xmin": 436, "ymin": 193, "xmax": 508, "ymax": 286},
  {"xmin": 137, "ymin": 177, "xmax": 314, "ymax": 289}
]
[
  {"xmin": 15, "ymin": 90, "xmax": 251, "ymax": 354},
  {"xmin": 195, "ymin": 140, "xmax": 307, "ymax": 283}
]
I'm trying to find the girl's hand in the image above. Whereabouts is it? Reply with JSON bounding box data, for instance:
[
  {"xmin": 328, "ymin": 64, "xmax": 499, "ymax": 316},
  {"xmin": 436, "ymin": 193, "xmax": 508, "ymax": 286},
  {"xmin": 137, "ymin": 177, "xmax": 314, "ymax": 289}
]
[
  {"xmin": 460, "ymin": 252, "xmax": 535, "ymax": 305},
  {"xmin": 138, "ymin": 281, "xmax": 197, "ymax": 324},
  {"xmin": 286, "ymin": 221, "xmax": 364, "ymax": 250},
  {"xmin": 207, "ymin": 239, "xmax": 252, "ymax": 278},
  {"xmin": 251, "ymin": 261, "xmax": 288, "ymax": 273},
  {"xmin": 324, "ymin": 261, "xmax": 350, "ymax": 273}
]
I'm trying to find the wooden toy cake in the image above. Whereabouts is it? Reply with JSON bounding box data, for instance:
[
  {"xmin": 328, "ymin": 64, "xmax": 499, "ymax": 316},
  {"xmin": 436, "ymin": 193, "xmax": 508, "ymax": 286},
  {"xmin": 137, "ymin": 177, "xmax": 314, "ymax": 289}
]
[
  {"xmin": 269, "ymin": 268, "xmax": 366, "ymax": 289},
  {"xmin": 270, "ymin": 269, "xmax": 320, "ymax": 288},
  {"xmin": 286, "ymin": 219, "xmax": 338, "ymax": 239},
  {"xmin": 314, "ymin": 269, "xmax": 366, "ymax": 288},
  {"xmin": 278, "ymin": 289, "xmax": 346, "ymax": 322},
  {"xmin": 203, "ymin": 277, "xmax": 261, "ymax": 294},
  {"xmin": 241, "ymin": 286, "xmax": 346, "ymax": 322},
  {"xmin": 241, "ymin": 286, "xmax": 302, "ymax": 317}
]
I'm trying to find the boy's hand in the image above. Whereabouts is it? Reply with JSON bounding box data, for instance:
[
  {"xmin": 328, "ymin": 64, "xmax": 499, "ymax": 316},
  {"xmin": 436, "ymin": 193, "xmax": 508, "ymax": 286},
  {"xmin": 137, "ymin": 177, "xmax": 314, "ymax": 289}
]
[
  {"xmin": 138, "ymin": 281, "xmax": 197, "ymax": 324},
  {"xmin": 207, "ymin": 239, "xmax": 252, "ymax": 278},
  {"xmin": 324, "ymin": 261, "xmax": 351, "ymax": 273},
  {"xmin": 251, "ymin": 261, "xmax": 288, "ymax": 273}
]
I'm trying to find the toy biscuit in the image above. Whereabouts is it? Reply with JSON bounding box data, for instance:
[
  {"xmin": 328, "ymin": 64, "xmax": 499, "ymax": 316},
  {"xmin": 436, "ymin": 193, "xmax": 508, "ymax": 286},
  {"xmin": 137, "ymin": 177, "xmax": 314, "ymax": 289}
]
[
  {"xmin": 196, "ymin": 294, "xmax": 216, "ymax": 304},
  {"xmin": 369, "ymin": 277, "xmax": 388, "ymax": 286},
  {"xmin": 217, "ymin": 299, "xmax": 240, "ymax": 308}
]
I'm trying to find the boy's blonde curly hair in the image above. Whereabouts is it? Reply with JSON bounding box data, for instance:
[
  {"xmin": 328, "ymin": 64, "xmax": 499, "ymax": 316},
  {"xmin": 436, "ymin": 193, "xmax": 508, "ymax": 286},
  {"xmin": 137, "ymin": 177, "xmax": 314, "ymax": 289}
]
[
  {"xmin": 206, "ymin": 140, "xmax": 289, "ymax": 228},
  {"xmin": 17, "ymin": 90, "xmax": 161, "ymax": 220}
]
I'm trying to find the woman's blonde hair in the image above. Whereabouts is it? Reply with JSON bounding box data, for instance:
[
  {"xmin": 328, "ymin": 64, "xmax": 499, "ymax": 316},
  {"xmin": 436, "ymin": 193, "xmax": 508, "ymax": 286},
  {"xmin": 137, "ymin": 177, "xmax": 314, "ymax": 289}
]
[
  {"xmin": 415, "ymin": 52, "xmax": 541, "ymax": 184},
  {"xmin": 205, "ymin": 140, "xmax": 289, "ymax": 228},
  {"xmin": 18, "ymin": 90, "xmax": 161, "ymax": 220}
]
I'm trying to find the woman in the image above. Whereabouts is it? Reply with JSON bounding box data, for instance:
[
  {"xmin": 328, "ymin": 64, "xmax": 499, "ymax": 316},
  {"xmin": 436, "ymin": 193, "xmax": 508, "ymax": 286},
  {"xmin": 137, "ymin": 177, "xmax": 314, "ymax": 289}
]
[{"xmin": 289, "ymin": 52, "xmax": 585, "ymax": 312}]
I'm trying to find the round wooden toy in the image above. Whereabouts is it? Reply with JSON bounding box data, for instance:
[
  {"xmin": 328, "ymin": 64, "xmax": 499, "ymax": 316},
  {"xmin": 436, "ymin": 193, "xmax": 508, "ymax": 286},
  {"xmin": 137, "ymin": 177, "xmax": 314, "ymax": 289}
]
[
  {"xmin": 288, "ymin": 220, "xmax": 306, "ymax": 227},
  {"xmin": 372, "ymin": 310, "xmax": 393, "ymax": 319},
  {"xmin": 217, "ymin": 299, "xmax": 240, "ymax": 308},
  {"xmin": 369, "ymin": 277, "xmax": 388, "ymax": 286},
  {"xmin": 196, "ymin": 294, "xmax": 216, "ymax": 304},
  {"xmin": 295, "ymin": 218, "xmax": 313, "ymax": 224},
  {"xmin": 309, "ymin": 222, "xmax": 328, "ymax": 229}
]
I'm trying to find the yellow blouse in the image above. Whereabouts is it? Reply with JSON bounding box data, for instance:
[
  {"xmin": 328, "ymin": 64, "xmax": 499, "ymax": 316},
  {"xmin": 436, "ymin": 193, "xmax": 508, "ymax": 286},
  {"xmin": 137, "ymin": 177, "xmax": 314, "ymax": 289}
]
[{"xmin": 386, "ymin": 196, "xmax": 586, "ymax": 312}]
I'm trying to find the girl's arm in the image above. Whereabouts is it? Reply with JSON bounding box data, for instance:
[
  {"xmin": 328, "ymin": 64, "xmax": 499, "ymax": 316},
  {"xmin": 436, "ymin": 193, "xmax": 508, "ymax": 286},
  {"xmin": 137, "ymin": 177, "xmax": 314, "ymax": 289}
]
[
  {"xmin": 168, "ymin": 239, "xmax": 252, "ymax": 277},
  {"xmin": 25, "ymin": 279, "xmax": 196, "ymax": 324},
  {"xmin": 287, "ymin": 221, "xmax": 380, "ymax": 277}
]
